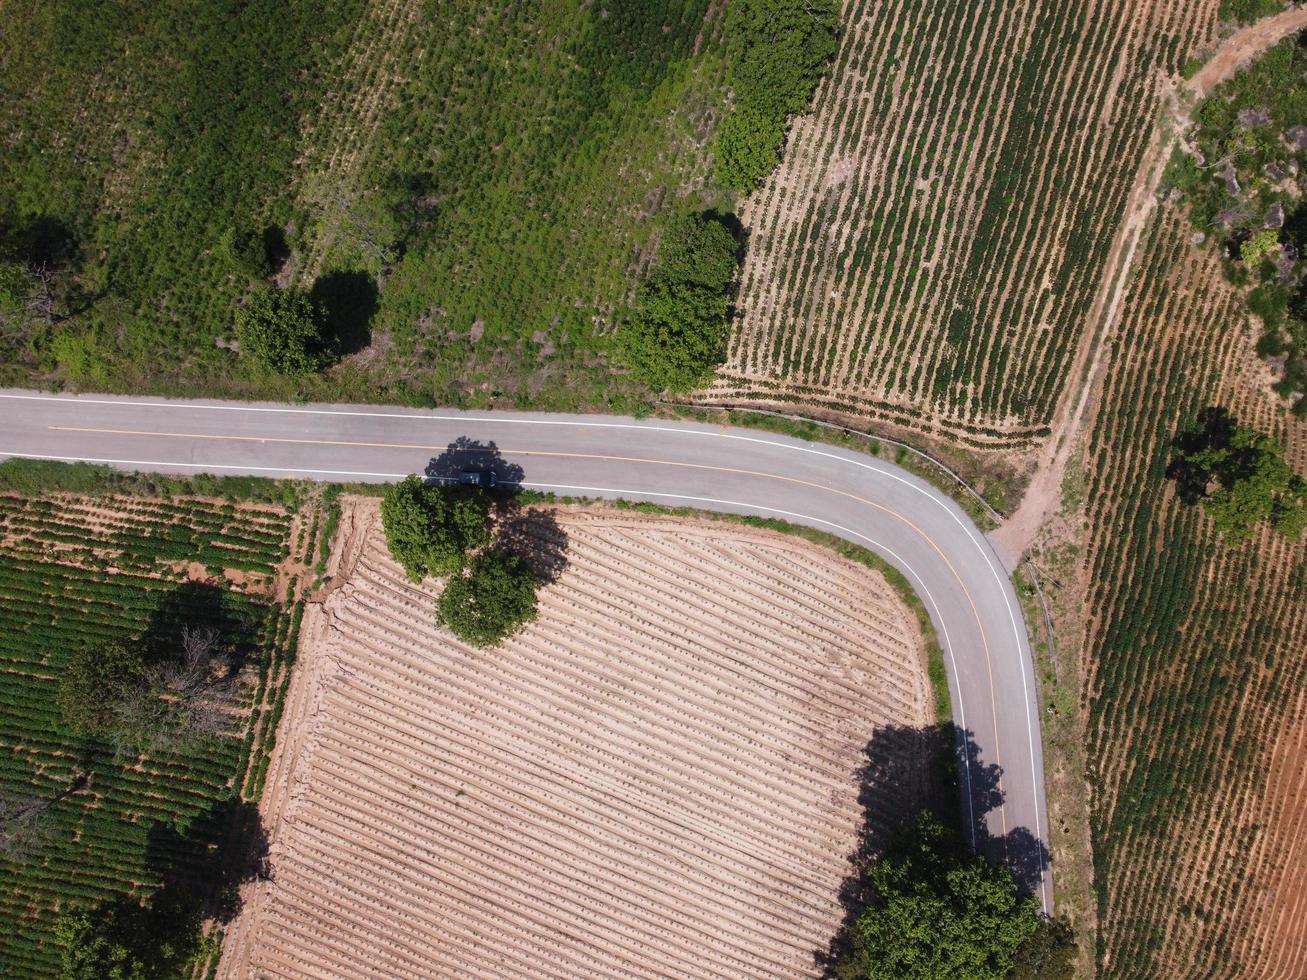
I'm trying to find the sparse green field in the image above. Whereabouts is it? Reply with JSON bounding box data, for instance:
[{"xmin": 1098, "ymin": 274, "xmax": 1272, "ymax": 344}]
[
  {"xmin": 0, "ymin": 491, "xmax": 304, "ymax": 976},
  {"xmin": 1080, "ymin": 208, "xmax": 1307, "ymax": 978},
  {"xmin": 0, "ymin": 0, "xmax": 739, "ymax": 409}
]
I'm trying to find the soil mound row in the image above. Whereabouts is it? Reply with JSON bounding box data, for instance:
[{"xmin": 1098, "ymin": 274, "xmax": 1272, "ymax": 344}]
[{"xmin": 221, "ymin": 500, "xmax": 931, "ymax": 979}]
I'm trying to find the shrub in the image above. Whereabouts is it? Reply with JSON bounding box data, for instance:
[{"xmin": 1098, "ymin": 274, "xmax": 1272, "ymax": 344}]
[
  {"xmin": 436, "ymin": 551, "xmax": 538, "ymax": 646},
  {"xmin": 620, "ymin": 212, "xmax": 739, "ymax": 392},
  {"xmin": 717, "ymin": 0, "xmax": 840, "ymax": 190},
  {"xmin": 234, "ymin": 286, "xmax": 335, "ymax": 376},
  {"xmin": 1219, "ymin": 0, "xmax": 1283, "ymax": 24},
  {"xmin": 1167, "ymin": 407, "xmax": 1307, "ymax": 540}
]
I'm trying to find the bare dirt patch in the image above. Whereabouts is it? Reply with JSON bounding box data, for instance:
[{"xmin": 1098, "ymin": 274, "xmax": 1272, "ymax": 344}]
[{"xmin": 217, "ymin": 498, "xmax": 933, "ymax": 979}]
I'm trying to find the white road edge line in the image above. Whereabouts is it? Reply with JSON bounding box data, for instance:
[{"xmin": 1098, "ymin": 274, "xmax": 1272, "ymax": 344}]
[{"xmin": 0, "ymin": 390, "xmax": 1050, "ymax": 910}]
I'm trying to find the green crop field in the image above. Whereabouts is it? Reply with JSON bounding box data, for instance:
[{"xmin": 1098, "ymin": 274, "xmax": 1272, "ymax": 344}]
[
  {"xmin": 0, "ymin": 492, "xmax": 304, "ymax": 976},
  {"xmin": 1078, "ymin": 207, "xmax": 1307, "ymax": 978},
  {"xmin": 700, "ymin": 0, "xmax": 1223, "ymax": 450},
  {"xmin": 0, "ymin": 0, "xmax": 740, "ymax": 409}
]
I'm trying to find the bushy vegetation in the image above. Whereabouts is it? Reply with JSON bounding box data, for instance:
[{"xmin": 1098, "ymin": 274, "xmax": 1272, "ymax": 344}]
[
  {"xmin": 380, "ymin": 476, "xmax": 491, "ymax": 581},
  {"xmin": 834, "ymin": 812, "xmax": 1040, "ymax": 980},
  {"xmin": 1168, "ymin": 407, "xmax": 1307, "ymax": 540},
  {"xmin": 717, "ymin": 0, "xmax": 840, "ymax": 190},
  {"xmin": 0, "ymin": 493, "xmax": 298, "ymax": 975},
  {"xmin": 235, "ymin": 286, "xmax": 336, "ymax": 376},
  {"xmin": 1219, "ymin": 0, "xmax": 1284, "ymax": 25},
  {"xmin": 1165, "ymin": 31, "xmax": 1307, "ymax": 414},
  {"xmin": 436, "ymin": 552, "xmax": 539, "ymax": 647},
  {"xmin": 620, "ymin": 212, "xmax": 740, "ymax": 392}
]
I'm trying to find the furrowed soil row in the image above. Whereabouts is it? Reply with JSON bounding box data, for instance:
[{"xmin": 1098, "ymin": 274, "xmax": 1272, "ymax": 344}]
[
  {"xmin": 694, "ymin": 0, "xmax": 1222, "ymax": 452},
  {"xmin": 220, "ymin": 500, "xmax": 933, "ymax": 979},
  {"xmin": 1080, "ymin": 207, "xmax": 1307, "ymax": 978}
]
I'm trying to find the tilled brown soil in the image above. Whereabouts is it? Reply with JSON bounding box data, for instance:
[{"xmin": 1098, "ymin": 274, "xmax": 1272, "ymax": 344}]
[{"xmin": 217, "ymin": 499, "xmax": 932, "ymax": 979}]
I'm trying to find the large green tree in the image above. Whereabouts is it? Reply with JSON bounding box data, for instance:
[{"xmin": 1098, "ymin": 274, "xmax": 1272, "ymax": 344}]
[
  {"xmin": 58, "ymin": 630, "xmax": 239, "ymax": 756},
  {"xmin": 235, "ymin": 285, "xmax": 335, "ymax": 376},
  {"xmin": 55, "ymin": 893, "xmax": 202, "ymax": 980},
  {"xmin": 436, "ymin": 551, "xmax": 539, "ymax": 646},
  {"xmin": 57, "ymin": 642, "xmax": 147, "ymax": 737},
  {"xmin": 836, "ymin": 812, "xmax": 1039, "ymax": 980},
  {"xmin": 380, "ymin": 475, "xmax": 492, "ymax": 581},
  {"xmin": 1009, "ymin": 915, "xmax": 1077, "ymax": 980},
  {"xmin": 621, "ymin": 212, "xmax": 739, "ymax": 392},
  {"xmin": 1168, "ymin": 408, "xmax": 1307, "ymax": 541}
]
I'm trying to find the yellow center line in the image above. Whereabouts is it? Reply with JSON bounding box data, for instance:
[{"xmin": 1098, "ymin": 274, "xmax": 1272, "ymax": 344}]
[{"xmin": 49, "ymin": 422, "xmax": 1009, "ymax": 841}]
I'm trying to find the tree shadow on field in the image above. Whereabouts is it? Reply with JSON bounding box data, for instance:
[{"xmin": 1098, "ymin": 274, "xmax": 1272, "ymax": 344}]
[
  {"xmin": 1165, "ymin": 405, "xmax": 1238, "ymax": 505},
  {"xmin": 141, "ymin": 580, "xmax": 260, "ymax": 674},
  {"xmin": 424, "ymin": 436, "xmax": 526, "ymax": 487},
  {"xmin": 146, "ymin": 797, "xmax": 271, "ymax": 926},
  {"xmin": 814, "ymin": 723, "xmax": 1051, "ymax": 975},
  {"xmin": 311, "ymin": 269, "xmax": 378, "ymax": 355},
  {"xmin": 494, "ymin": 505, "xmax": 569, "ymax": 584},
  {"xmin": 261, "ymin": 224, "xmax": 291, "ymax": 274}
]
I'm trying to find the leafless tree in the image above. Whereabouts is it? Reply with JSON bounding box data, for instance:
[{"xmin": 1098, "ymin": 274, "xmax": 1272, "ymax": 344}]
[
  {"xmin": 26, "ymin": 263, "xmax": 57, "ymax": 325},
  {"xmin": 111, "ymin": 627, "xmax": 242, "ymax": 757}
]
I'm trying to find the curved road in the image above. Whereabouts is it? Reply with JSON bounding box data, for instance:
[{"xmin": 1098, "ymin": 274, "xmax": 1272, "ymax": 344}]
[{"xmin": 0, "ymin": 389, "xmax": 1051, "ymax": 911}]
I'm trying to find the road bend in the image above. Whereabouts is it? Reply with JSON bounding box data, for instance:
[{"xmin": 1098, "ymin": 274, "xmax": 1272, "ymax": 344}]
[{"xmin": 0, "ymin": 389, "xmax": 1053, "ymax": 912}]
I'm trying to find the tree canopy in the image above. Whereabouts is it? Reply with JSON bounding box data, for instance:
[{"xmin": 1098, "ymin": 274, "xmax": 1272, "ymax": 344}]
[
  {"xmin": 380, "ymin": 475, "xmax": 492, "ymax": 581},
  {"xmin": 436, "ymin": 551, "xmax": 539, "ymax": 647},
  {"xmin": 1168, "ymin": 407, "xmax": 1307, "ymax": 541},
  {"xmin": 717, "ymin": 0, "xmax": 840, "ymax": 189},
  {"xmin": 1009, "ymin": 915, "xmax": 1077, "ymax": 980},
  {"xmin": 54, "ymin": 893, "xmax": 202, "ymax": 980},
  {"xmin": 57, "ymin": 642, "xmax": 147, "ymax": 737},
  {"xmin": 235, "ymin": 285, "xmax": 336, "ymax": 376},
  {"xmin": 57, "ymin": 630, "xmax": 240, "ymax": 756},
  {"xmin": 836, "ymin": 812, "xmax": 1040, "ymax": 980},
  {"xmin": 620, "ymin": 212, "xmax": 739, "ymax": 392}
]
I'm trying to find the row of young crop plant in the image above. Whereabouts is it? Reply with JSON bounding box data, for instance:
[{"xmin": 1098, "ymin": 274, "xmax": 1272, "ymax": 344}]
[
  {"xmin": 0, "ymin": 495, "xmax": 288, "ymax": 577},
  {"xmin": 704, "ymin": 0, "xmax": 1222, "ymax": 446},
  {"xmin": 0, "ymin": 494, "xmax": 301, "ymax": 977},
  {"xmin": 1078, "ymin": 209, "xmax": 1307, "ymax": 977}
]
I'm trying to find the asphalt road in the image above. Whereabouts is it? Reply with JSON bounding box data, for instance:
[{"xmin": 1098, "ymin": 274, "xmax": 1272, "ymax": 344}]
[{"xmin": 0, "ymin": 389, "xmax": 1052, "ymax": 911}]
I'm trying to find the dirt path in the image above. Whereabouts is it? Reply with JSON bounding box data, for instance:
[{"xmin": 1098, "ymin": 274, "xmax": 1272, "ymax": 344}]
[{"xmin": 992, "ymin": 6, "xmax": 1307, "ymax": 567}]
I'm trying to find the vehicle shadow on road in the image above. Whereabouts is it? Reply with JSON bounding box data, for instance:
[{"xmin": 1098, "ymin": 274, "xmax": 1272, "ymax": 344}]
[
  {"xmin": 814, "ymin": 722, "xmax": 1051, "ymax": 975},
  {"xmin": 424, "ymin": 436, "xmax": 525, "ymax": 487}
]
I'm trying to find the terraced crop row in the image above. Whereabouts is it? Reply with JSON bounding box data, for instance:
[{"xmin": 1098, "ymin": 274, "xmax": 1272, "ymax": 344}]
[
  {"xmin": 221, "ymin": 502, "xmax": 933, "ymax": 979},
  {"xmin": 1080, "ymin": 207, "xmax": 1307, "ymax": 978},
  {"xmin": 0, "ymin": 494, "xmax": 301, "ymax": 977},
  {"xmin": 700, "ymin": 0, "xmax": 1222, "ymax": 449}
]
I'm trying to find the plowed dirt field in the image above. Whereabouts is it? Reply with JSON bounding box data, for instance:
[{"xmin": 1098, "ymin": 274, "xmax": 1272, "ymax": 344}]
[{"xmin": 217, "ymin": 498, "xmax": 932, "ymax": 979}]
